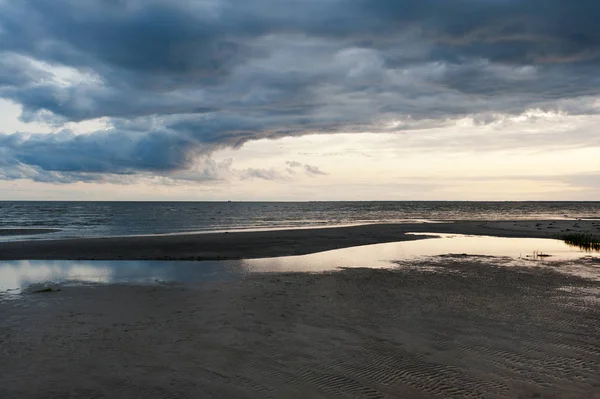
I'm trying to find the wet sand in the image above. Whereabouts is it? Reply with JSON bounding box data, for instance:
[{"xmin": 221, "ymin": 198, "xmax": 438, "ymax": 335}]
[
  {"xmin": 1, "ymin": 219, "xmax": 599, "ymax": 260},
  {"xmin": 2, "ymin": 259, "xmax": 599, "ymax": 398}
]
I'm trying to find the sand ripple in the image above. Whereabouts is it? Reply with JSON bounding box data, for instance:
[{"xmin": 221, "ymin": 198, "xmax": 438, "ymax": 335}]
[{"xmin": 1, "ymin": 261, "xmax": 599, "ymax": 398}]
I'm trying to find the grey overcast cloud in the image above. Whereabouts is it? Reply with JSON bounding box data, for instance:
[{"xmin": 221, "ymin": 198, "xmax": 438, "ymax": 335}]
[{"xmin": 1, "ymin": 0, "xmax": 600, "ymax": 199}]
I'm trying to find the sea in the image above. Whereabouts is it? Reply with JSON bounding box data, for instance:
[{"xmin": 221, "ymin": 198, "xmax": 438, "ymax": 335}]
[{"xmin": 1, "ymin": 201, "xmax": 600, "ymax": 241}]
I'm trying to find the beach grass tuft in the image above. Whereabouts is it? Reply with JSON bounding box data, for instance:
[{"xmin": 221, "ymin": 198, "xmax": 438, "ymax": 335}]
[{"xmin": 562, "ymin": 233, "xmax": 600, "ymax": 252}]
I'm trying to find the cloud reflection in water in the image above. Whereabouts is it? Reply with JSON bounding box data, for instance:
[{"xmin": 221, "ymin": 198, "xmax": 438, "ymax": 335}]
[{"xmin": 1, "ymin": 234, "xmax": 598, "ymax": 295}]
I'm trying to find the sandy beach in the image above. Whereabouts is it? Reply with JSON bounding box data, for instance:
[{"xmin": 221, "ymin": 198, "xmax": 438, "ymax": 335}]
[
  {"xmin": 1, "ymin": 220, "xmax": 599, "ymax": 398},
  {"xmin": 1, "ymin": 219, "xmax": 599, "ymax": 260},
  {"xmin": 2, "ymin": 258, "xmax": 599, "ymax": 398}
]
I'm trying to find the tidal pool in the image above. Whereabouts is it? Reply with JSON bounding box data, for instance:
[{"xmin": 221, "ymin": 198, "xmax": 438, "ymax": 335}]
[{"xmin": 1, "ymin": 233, "xmax": 598, "ymax": 296}]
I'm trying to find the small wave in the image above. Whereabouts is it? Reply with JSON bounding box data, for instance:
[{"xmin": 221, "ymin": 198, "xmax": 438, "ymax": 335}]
[{"xmin": 0, "ymin": 228, "xmax": 62, "ymax": 237}]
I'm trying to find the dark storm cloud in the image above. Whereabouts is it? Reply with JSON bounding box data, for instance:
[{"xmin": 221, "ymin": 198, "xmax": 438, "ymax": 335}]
[
  {"xmin": 0, "ymin": 128, "xmax": 191, "ymax": 174},
  {"xmin": 1, "ymin": 0, "xmax": 600, "ymax": 182}
]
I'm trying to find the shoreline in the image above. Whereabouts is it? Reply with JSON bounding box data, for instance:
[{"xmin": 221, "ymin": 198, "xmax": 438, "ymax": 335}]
[{"xmin": 0, "ymin": 219, "xmax": 598, "ymax": 260}]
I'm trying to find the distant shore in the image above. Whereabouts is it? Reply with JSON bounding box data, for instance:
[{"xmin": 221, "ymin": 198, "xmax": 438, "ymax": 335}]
[{"xmin": 0, "ymin": 219, "xmax": 598, "ymax": 260}]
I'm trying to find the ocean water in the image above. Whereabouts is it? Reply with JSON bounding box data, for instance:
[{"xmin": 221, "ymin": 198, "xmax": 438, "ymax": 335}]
[{"xmin": 1, "ymin": 201, "xmax": 600, "ymax": 241}]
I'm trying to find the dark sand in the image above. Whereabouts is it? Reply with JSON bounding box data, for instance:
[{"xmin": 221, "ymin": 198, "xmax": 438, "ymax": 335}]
[
  {"xmin": 2, "ymin": 259, "xmax": 599, "ymax": 398},
  {"xmin": 1, "ymin": 219, "xmax": 599, "ymax": 260}
]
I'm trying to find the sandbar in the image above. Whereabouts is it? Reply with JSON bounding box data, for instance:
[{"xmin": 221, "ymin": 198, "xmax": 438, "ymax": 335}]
[{"xmin": 0, "ymin": 219, "xmax": 598, "ymax": 260}]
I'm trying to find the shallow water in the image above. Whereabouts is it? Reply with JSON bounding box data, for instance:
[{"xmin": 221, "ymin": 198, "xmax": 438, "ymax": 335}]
[
  {"xmin": 1, "ymin": 234, "xmax": 599, "ymax": 296},
  {"xmin": 2, "ymin": 201, "xmax": 600, "ymax": 241}
]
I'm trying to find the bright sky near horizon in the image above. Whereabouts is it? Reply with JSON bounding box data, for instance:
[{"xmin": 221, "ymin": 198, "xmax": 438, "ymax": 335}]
[{"xmin": 1, "ymin": 0, "xmax": 600, "ymax": 200}]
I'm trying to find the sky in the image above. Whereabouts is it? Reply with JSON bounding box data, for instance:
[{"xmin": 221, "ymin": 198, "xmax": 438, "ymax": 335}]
[{"xmin": 1, "ymin": 0, "xmax": 600, "ymax": 201}]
